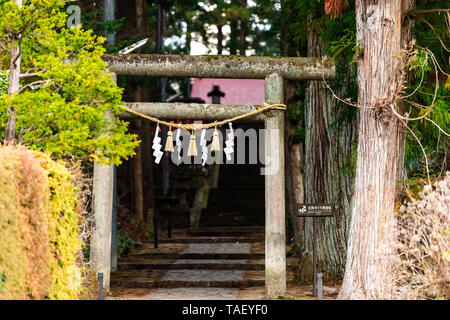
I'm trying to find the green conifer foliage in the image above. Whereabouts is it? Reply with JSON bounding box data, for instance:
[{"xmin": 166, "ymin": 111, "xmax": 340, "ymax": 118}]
[{"xmin": 0, "ymin": 0, "xmax": 138, "ymax": 165}]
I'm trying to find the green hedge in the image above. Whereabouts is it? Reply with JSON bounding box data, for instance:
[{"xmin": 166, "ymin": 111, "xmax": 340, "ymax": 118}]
[{"xmin": 0, "ymin": 145, "xmax": 83, "ymax": 299}]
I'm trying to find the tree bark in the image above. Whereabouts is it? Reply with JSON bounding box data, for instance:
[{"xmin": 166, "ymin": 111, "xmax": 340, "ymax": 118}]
[
  {"xmin": 217, "ymin": 24, "xmax": 224, "ymax": 55},
  {"xmin": 132, "ymin": 119, "xmax": 144, "ymax": 222},
  {"xmin": 229, "ymin": 19, "xmax": 238, "ymax": 55},
  {"xmin": 135, "ymin": 0, "xmax": 144, "ymax": 29},
  {"xmin": 303, "ymin": 23, "xmax": 356, "ymax": 279},
  {"xmin": 131, "ymin": 0, "xmax": 146, "ymax": 223},
  {"xmin": 136, "ymin": 0, "xmax": 153, "ymax": 222},
  {"xmin": 338, "ymin": 0, "xmax": 414, "ymax": 299},
  {"xmin": 5, "ymin": 0, "xmax": 23, "ymax": 143},
  {"xmin": 397, "ymin": 1, "xmax": 415, "ymax": 182},
  {"xmin": 279, "ymin": 0, "xmax": 289, "ymax": 56},
  {"xmin": 281, "ymin": 0, "xmax": 305, "ymax": 254},
  {"xmin": 285, "ymin": 128, "xmax": 305, "ymax": 250},
  {"xmin": 239, "ymin": 0, "xmax": 247, "ymax": 55}
]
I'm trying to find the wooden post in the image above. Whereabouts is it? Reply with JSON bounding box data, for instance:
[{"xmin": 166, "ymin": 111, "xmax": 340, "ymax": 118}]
[{"xmin": 264, "ymin": 73, "xmax": 286, "ymax": 298}]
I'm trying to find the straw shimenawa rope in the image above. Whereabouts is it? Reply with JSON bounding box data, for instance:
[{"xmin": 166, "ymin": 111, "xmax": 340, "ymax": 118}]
[{"xmin": 117, "ymin": 102, "xmax": 286, "ymax": 130}]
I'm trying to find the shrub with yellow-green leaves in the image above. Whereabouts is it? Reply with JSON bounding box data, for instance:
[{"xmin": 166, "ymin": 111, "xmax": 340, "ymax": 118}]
[
  {"xmin": 37, "ymin": 152, "xmax": 83, "ymax": 300},
  {"xmin": 0, "ymin": 145, "xmax": 84, "ymax": 299}
]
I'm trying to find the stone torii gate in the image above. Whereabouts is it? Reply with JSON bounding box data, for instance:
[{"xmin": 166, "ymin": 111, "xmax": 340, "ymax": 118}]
[{"xmin": 90, "ymin": 54, "xmax": 335, "ymax": 298}]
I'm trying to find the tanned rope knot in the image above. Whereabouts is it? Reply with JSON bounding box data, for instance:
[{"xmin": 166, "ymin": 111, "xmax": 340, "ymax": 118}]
[{"xmin": 117, "ymin": 102, "xmax": 286, "ymax": 130}]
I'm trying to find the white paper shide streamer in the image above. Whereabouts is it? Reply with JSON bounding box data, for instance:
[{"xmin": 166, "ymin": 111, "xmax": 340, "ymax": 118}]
[
  {"xmin": 200, "ymin": 128, "xmax": 208, "ymax": 166},
  {"xmin": 152, "ymin": 123, "xmax": 164, "ymax": 164},
  {"xmin": 175, "ymin": 124, "xmax": 182, "ymax": 165},
  {"xmin": 224, "ymin": 122, "xmax": 235, "ymax": 161}
]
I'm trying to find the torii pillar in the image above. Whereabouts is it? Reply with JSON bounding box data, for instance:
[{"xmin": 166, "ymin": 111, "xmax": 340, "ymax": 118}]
[{"xmin": 264, "ymin": 73, "xmax": 286, "ymax": 298}]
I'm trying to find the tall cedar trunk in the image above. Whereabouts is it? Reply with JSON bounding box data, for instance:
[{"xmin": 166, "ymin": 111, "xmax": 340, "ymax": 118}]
[
  {"xmin": 132, "ymin": 0, "xmax": 145, "ymax": 222},
  {"xmin": 279, "ymin": 0, "xmax": 289, "ymax": 57},
  {"xmin": 132, "ymin": 119, "xmax": 144, "ymax": 222},
  {"xmin": 230, "ymin": 19, "xmax": 238, "ymax": 55},
  {"xmin": 285, "ymin": 121, "xmax": 305, "ymax": 250},
  {"xmin": 397, "ymin": 2, "xmax": 415, "ymax": 182},
  {"xmin": 217, "ymin": 24, "xmax": 223, "ymax": 55},
  {"xmin": 142, "ymin": 120, "xmax": 154, "ymax": 223},
  {"xmin": 281, "ymin": 0, "xmax": 305, "ymax": 252},
  {"xmin": 304, "ymin": 25, "xmax": 356, "ymax": 279},
  {"xmin": 338, "ymin": 0, "xmax": 414, "ymax": 299},
  {"xmin": 137, "ymin": 0, "xmax": 155, "ymax": 223},
  {"xmin": 284, "ymin": 73, "xmax": 305, "ymax": 251},
  {"xmin": 239, "ymin": 0, "xmax": 247, "ymax": 55},
  {"xmin": 186, "ymin": 23, "xmax": 192, "ymax": 54},
  {"xmin": 5, "ymin": 0, "xmax": 23, "ymax": 142}
]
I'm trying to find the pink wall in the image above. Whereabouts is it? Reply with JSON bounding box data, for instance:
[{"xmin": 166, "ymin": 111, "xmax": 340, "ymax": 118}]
[{"xmin": 190, "ymin": 78, "xmax": 265, "ymax": 105}]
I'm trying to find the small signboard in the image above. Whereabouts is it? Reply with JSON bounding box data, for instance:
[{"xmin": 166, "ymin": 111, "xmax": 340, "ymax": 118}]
[{"xmin": 297, "ymin": 204, "xmax": 334, "ymax": 217}]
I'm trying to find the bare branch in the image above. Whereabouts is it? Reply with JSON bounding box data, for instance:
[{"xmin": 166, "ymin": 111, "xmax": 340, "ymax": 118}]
[
  {"xmin": 20, "ymin": 69, "xmax": 45, "ymax": 78},
  {"xmin": 412, "ymin": 9, "xmax": 450, "ymax": 15},
  {"xmin": 398, "ymin": 117, "xmax": 431, "ymax": 185},
  {"xmin": 418, "ymin": 89, "xmax": 450, "ymax": 98},
  {"xmin": 320, "ymin": 58, "xmax": 366, "ymax": 109},
  {"xmin": 425, "ymin": 118, "xmax": 450, "ymax": 137},
  {"xmin": 399, "ymin": 51, "xmax": 428, "ymax": 99},
  {"xmin": 423, "ymin": 46, "xmax": 449, "ymax": 76},
  {"xmin": 419, "ymin": 18, "xmax": 450, "ymax": 53},
  {"xmin": 18, "ymin": 79, "xmax": 50, "ymax": 93},
  {"xmin": 392, "ymin": 102, "xmax": 432, "ymax": 121},
  {"xmin": 17, "ymin": 127, "xmax": 35, "ymax": 144},
  {"xmin": 0, "ymin": 39, "xmax": 10, "ymax": 53}
]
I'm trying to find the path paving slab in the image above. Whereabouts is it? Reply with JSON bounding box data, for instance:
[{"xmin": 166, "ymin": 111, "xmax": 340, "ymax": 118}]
[
  {"xmin": 140, "ymin": 288, "xmax": 240, "ymax": 300},
  {"xmin": 128, "ymin": 252, "xmax": 265, "ymax": 259},
  {"xmin": 146, "ymin": 236, "xmax": 264, "ymax": 244}
]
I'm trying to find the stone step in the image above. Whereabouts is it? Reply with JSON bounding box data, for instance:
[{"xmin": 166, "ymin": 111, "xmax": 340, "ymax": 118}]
[
  {"xmin": 198, "ymin": 224, "xmax": 265, "ymax": 229},
  {"xmin": 111, "ymin": 279, "xmax": 266, "ymax": 289},
  {"xmin": 218, "ymin": 175, "xmax": 263, "ymax": 181},
  {"xmin": 219, "ymin": 167, "xmax": 263, "ymax": 173},
  {"xmin": 139, "ymin": 236, "xmax": 264, "ymax": 244},
  {"xmin": 201, "ymin": 210, "xmax": 264, "ymax": 217},
  {"xmin": 186, "ymin": 230, "xmax": 263, "ymax": 237},
  {"xmin": 199, "ymin": 221, "xmax": 264, "ymax": 227},
  {"xmin": 118, "ymin": 263, "xmax": 254, "ymax": 271},
  {"xmin": 118, "ymin": 261, "xmax": 297, "ymax": 272},
  {"xmin": 129, "ymin": 252, "xmax": 265, "ymax": 260},
  {"xmin": 199, "ymin": 217, "xmax": 264, "ymax": 226},
  {"xmin": 202, "ymin": 204, "xmax": 264, "ymax": 210},
  {"xmin": 205, "ymin": 198, "xmax": 264, "ymax": 204},
  {"xmin": 201, "ymin": 209, "xmax": 264, "ymax": 215},
  {"xmin": 208, "ymin": 194, "xmax": 264, "ymax": 200},
  {"xmin": 209, "ymin": 186, "xmax": 264, "ymax": 191},
  {"xmin": 111, "ymin": 271, "xmax": 296, "ymax": 289},
  {"xmin": 209, "ymin": 189, "xmax": 263, "ymax": 194},
  {"xmin": 205, "ymin": 203, "xmax": 264, "ymax": 209},
  {"xmin": 187, "ymin": 226, "xmax": 264, "ymax": 232}
]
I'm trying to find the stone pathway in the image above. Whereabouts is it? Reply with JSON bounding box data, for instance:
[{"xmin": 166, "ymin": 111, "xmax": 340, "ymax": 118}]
[
  {"xmin": 141, "ymin": 288, "xmax": 240, "ymax": 300},
  {"xmin": 142, "ymin": 242, "xmax": 250, "ymax": 300}
]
